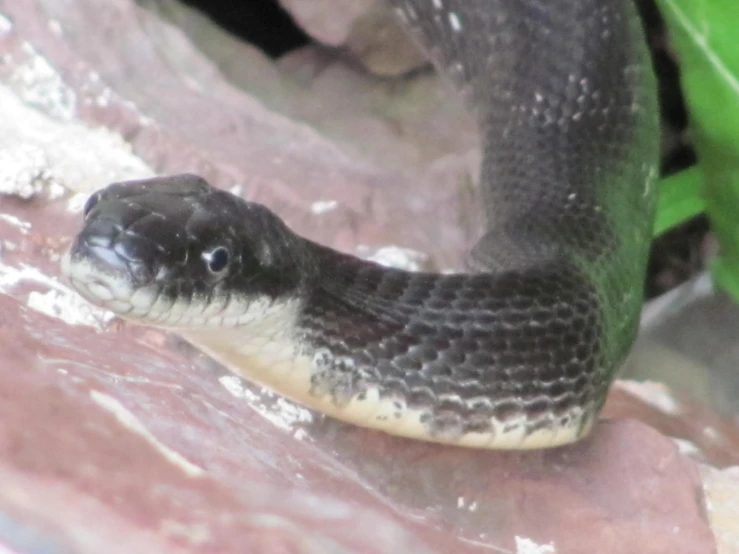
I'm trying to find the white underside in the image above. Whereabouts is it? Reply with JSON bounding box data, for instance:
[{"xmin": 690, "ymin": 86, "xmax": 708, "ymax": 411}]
[
  {"xmin": 64, "ymin": 251, "xmax": 592, "ymax": 450},
  {"xmin": 182, "ymin": 318, "xmax": 592, "ymax": 451}
]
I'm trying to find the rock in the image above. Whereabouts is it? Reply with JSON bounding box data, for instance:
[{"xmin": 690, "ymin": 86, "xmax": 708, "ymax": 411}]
[
  {"xmin": 605, "ymin": 381, "xmax": 739, "ymax": 468},
  {"xmin": 702, "ymin": 466, "xmax": 739, "ymax": 554},
  {"xmin": 277, "ymin": 0, "xmax": 428, "ymax": 75},
  {"xmin": 279, "ymin": 0, "xmax": 376, "ymax": 46}
]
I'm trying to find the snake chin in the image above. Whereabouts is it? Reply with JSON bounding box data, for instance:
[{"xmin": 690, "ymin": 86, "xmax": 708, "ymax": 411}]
[{"xmin": 62, "ymin": 248, "xmax": 138, "ymax": 316}]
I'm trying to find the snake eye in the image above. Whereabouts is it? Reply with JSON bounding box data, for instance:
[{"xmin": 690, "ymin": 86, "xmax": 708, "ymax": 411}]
[
  {"xmin": 83, "ymin": 192, "xmax": 100, "ymax": 217},
  {"xmin": 204, "ymin": 246, "xmax": 230, "ymax": 274}
]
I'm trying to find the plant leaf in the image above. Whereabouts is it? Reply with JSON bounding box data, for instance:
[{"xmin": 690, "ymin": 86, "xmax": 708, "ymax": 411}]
[
  {"xmin": 654, "ymin": 167, "xmax": 705, "ymax": 237},
  {"xmin": 656, "ymin": 0, "xmax": 739, "ymax": 301}
]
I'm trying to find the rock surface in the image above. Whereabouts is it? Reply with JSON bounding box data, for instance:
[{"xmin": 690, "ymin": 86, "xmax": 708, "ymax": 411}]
[{"xmin": 0, "ymin": 1, "xmax": 728, "ymax": 553}]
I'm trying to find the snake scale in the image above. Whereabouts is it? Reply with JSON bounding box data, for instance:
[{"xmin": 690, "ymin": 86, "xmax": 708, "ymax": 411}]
[{"xmin": 62, "ymin": 0, "xmax": 659, "ymax": 449}]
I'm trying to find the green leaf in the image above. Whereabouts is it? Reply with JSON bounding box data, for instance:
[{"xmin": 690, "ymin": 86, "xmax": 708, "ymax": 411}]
[
  {"xmin": 654, "ymin": 167, "xmax": 705, "ymax": 237},
  {"xmin": 656, "ymin": 0, "xmax": 739, "ymax": 301}
]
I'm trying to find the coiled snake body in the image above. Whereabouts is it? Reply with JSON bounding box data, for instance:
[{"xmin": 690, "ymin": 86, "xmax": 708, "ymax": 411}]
[{"xmin": 62, "ymin": 0, "xmax": 658, "ymax": 449}]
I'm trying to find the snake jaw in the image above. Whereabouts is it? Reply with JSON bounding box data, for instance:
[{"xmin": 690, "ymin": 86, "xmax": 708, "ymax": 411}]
[{"xmin": 62, "ymin": 246, "xmax": 137, "ymax": 316}]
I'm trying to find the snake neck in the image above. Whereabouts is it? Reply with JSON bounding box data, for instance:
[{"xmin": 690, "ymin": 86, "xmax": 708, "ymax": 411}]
[{"xmin": 296, "ymin": 239, "xmax": 608, "ymax": 429}]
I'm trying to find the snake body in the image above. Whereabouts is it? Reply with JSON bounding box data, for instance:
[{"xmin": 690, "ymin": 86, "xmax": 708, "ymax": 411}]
[{"xmin": 62, "ymin": 0, "xmax": 658, "ymax": 449}]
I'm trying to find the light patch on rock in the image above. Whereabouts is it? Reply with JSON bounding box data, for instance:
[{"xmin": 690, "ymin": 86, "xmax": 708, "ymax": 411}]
[
  {"xmin": 244, "ymin": 511, "xmax": 348, "ymax": 554},
  {"xmin": 67, "ymin": 191, "xmax": 92, "ymax": 213},
  {"xmin": 158, "ymin": 519, "xmax": 211, "ymax": 546},
  {"xmin": 616, "ymin": 380, "xmax": 681, "ymax": 416},
  {"xmin": 228, "ymin": 184, "xmax": 244, "ymax": 197},
  {"xmin": 0, "ymin": 262, "xmax": 54, "ymax": 292},
  {"xmin": 0, "ymin": 14, "xmax": 12, "ymax": 34},
  {"xmin": 251, "ymin": 393, "xmax": 315, "ymax": 433},
  {"xmin": 701, "ymin": 465, "xmax": 739, "ymax": 554},
  {"xmin": 79, "ymin": 70, "xmax": 129, "ymax": 115},
  {"xmin": 47, "ymin": 19, "xmax": 63, "ymax": 37},
  {"xmin": 92, "ymin": 84, "xmax": 113, "ymax": 108},
  {"xmin": 11, "ymin": 42, "xmax": 77, "ymax": 121},
  {"xmin": 275, "ymin": 396, "xmax": 314, "ymax": 426},
  {"xmin": 0, "ymin": 83, "xmax": 152, "ymax": 199},
  {"xmin": 46, "ymin": 181, "xmax": 67, "ymax": 200},
  {"xmin": 28, "ymin": 288, "xmax": 115, "ymax": 329},
  {"xmin": 356, "ymin": 244, "xmax": 428, "ymax": 271},
  {"xmin": 80, "ymin": 70, "xmax": 107, "ymax": 108},
  {"xmin": 515, "ymin": 536, "xmax": 556, "ymax": 554},
  {"xmin": 293, "ymin": 428, "xmax": 309, "ymax": 441},
  {"xmin": 218, "ymin": 375, "xmax": 314, "ymax": 434},
  {"xmin": 310, "ymin": 199, "xmax": 338, "ymax": 215},
  {"xmin": 219, "ymin": 375, "xmax": 247, "ymax": 399},
  {"xmin": 456, "ymin": 496, "xmax": 478, "ymax": 512},
  {"xmin": 90, "ymin": 390, "xmax": 205, "ymax": 477},
  {"xmin": 703, "ymin": 426, "xmax": 719, "ymax": 441},
  {"xmin": 0, "ymin": 144, "xmax": 52, "ymax": 199},
  {"xmin": 673, "ymin": 438, "xmax": 701, "ymax": 459},
  {"xmin": 0, "ymin": 213, "xmax": 31, "ymax": 234},
  {"xmin": 0, "ymin": 261, "xmax": 114, "ymax": 328}
]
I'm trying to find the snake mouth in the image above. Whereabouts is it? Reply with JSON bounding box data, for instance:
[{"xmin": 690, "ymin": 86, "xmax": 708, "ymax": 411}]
[
  {"xmin": 62, "ymin": 235, "xmax": 280, "ymax": 330},
  {"xmin": 62, "ymin": 243, "xmax": 212, "ymax": 328},
  {"xmin": 62, "ymin": 242, "xmax": 151, "ymax": 318}
]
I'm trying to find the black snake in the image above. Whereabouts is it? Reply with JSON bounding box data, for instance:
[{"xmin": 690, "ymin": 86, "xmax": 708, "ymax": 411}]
[{"xmin": 62, "ymin": 0, "xmax": 659, "ymax": 449}]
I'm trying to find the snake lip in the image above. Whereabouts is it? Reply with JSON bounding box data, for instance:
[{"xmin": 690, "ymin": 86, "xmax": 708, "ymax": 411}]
[{"xmin": 62, "ymin": 237, "xmax": 142, "ymax": 316}]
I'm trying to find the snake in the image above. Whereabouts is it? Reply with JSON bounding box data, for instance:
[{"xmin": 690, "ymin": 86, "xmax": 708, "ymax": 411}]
[{"xmin": 61, "ymin": 0, "xmax": 659, "ymax": 450}]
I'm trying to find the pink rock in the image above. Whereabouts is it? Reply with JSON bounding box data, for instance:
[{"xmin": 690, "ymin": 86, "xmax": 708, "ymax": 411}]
[{"xmin": 278, "ymin": 0, "xmax": 376, "ymax": 46}]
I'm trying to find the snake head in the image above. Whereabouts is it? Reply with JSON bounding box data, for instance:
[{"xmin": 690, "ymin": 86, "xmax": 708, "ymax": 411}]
[{"xmin": 62, "ymin": 174, "xmax": 311, "ymax": 328}]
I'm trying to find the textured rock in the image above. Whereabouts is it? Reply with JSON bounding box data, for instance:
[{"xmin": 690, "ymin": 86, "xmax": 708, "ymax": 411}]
[
  {"xmin": 279, "ymin": 0, "xmax": 376, "ymax": 46},
  {"xmin": 702, "ymin": 466, "xmax": 739, "ymax": 554},
  {"xmin": 606, "ymin": 381, "xmax": 739, "ymax": 468},
  {"xmin": 0, "ymin": 1, "xmax": 726, "ymax": 553},
  {"xmin": 276, "ymin": 0, "xmax": 428, "ymax": 75},
  {"xmin": 278, "ymin": 0, "xmax": 430, "ymax": 75}
]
